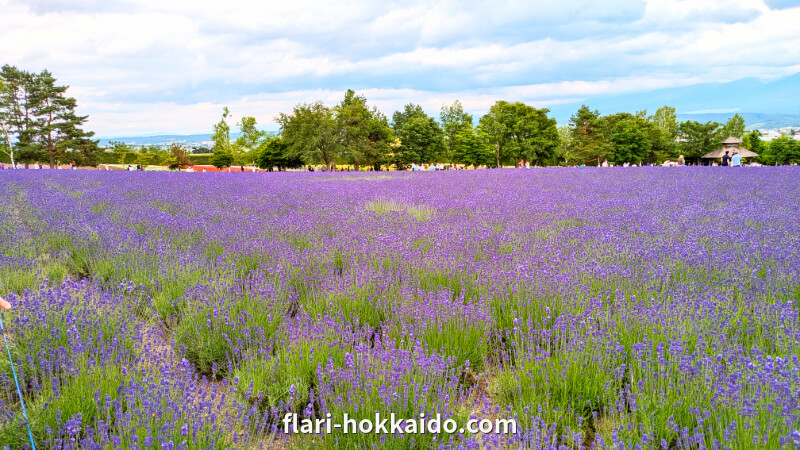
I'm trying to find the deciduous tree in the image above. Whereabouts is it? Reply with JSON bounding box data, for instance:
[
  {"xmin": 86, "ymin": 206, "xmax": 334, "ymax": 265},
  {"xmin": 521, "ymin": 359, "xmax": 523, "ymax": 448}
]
[
  {"xmin": 477, "ymin": 105, "xmax": 506, "ymax": 168},
  {"xmin": 235, "ymin": 116, "xmax": 266, "ymax": 165},
  {"xmin": 452, "ymin": 126, "xmax": 492, "ymax": 167},
  {"xmin": 720, "ymin": 113, "xmax": 746, "ymax": 139},
  {"xmin": 440, "ymin": 100, "xmax": 473, "ymax": 163},
  {"xmin": 278, "ymin": 101, "xmax": 340, "ymax": 171},
  {"xmin": 764, "ymin": 136, "xmax": 800, "ymax": 165},
  {"xmin": 611, "ymin": 118, "xmax": 651, "ymax": 165},
  {"xmin": 679, "ymin": 120, "xmax": 722, "ymax": 160},
  {"xmin": 391, "ymin": 104, "xmax": 444, "ymax": 168},
  {"xmin": 479, "ymin": 101, "xmax": 559, "ymax": 167},
  {"xmin": 255, "ymin": 136, "xmax": 302, "ymax": 171},
  {"xmin": 211, "ymin": 107, "xmax": 235, "ymax": 167},
  {"xmin": 336, "ymin": 90, "xmax": 392, "ymax": 170},
  {"xmin": 211, "ymin": 150, "xmax": 233, "ymax": 169},
  {"xmin": 167, "ymin": 143, "xmax": 192, "ymax": 170}
]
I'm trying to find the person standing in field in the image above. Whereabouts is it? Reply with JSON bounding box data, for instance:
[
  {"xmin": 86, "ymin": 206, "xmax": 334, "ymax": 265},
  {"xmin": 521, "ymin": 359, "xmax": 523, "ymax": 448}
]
[
  {"xmin": 721, "ymin": 151, "xmax": 730, "ymax": 167},
  {"xmin": 731, "ymin": 151, "xmax": 742, "ymax": 167},
  {"xmin": 677, "ymin": 155, "xmax": 685, "ymax": 166}
]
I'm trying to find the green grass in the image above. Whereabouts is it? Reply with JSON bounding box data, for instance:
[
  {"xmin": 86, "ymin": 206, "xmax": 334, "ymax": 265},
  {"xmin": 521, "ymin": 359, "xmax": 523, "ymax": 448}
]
[{"xmin": 365, "ymin": 199, "xmax": 436, "ymax": 221}]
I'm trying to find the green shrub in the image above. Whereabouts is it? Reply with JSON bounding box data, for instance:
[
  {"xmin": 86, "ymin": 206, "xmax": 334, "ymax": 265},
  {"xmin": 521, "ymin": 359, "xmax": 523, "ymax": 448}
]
[
  {"xmin": 188, "ymin": 153, "xmax": 213, "ymax": 165},
  {"xmin": 173, "ymin": 280, "xmax": 285, "ymax": 377},
  {"xmin": 235, "ymin": 337, "xmax": 348, "ymax": 414}
]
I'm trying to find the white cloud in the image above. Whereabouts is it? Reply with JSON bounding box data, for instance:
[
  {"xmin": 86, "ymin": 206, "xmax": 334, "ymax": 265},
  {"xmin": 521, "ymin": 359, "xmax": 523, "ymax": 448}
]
[
  {"xmin": 1, "ymin": 0, "xmax": 798, "ymax": 135},
  {"xmin": 84, "ymin": 74, "xmax": 710, "ymax": 135}
]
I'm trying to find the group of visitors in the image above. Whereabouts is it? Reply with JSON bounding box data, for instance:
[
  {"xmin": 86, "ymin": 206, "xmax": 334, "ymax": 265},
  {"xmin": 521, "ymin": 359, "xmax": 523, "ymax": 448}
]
[
  {"xmin": 0, "ymin": 161, "xmax": 78, "ymax": 169},
  {"xmin": 720, "ymin": 151, "xmax": 742, "ymax": 167},
  {"xmin": 411, "ymin": 163, "xmax": 449, "ymax": 171}
]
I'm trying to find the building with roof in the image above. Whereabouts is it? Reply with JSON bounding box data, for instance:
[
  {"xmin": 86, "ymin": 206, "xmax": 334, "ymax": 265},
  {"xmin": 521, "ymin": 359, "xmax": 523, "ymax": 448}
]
[{"xmin": 701, "ymin": 136, "xmax": 758, "ymax": 160}]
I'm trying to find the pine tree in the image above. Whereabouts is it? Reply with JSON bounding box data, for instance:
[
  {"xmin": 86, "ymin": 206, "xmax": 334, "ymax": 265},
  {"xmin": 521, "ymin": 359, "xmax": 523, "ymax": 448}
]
[
  {"xmin": 29, "ymin": 70, "xmax": 98, "ymax": 166},
  {"xmin": 0, "ymin": 65, "xmax": 97, "ymax": 167}
]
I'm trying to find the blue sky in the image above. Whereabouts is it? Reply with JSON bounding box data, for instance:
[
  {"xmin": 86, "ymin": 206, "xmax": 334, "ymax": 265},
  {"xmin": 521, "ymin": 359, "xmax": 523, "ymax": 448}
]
[{"xmin": 2, "ymin": 0, "xmax": 799, "ymax": 136}]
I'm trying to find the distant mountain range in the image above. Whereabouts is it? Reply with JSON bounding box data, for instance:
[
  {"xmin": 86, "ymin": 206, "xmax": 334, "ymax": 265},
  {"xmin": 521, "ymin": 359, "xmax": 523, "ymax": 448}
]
[
  {"xmin": 676, "ymin": 113, "xmax": 800, "ymax": 130},
  {"xmin": 97, "ymin": 132, "xmax": 249, "ymax": 147}
]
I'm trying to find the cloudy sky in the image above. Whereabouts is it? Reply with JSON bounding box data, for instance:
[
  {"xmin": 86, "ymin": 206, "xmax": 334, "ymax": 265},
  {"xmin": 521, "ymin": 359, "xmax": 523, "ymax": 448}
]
[{"xmin": 2, "ymin": 0, "xmax": 799, "ymax": 136}]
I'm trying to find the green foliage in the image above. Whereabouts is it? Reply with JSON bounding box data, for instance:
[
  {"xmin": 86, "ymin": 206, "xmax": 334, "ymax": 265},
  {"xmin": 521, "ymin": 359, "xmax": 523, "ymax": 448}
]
[
  {"xmin": 365, "ymin": 198, "xmax": 435, "ymax": 221},
  {"xmin": 302, "ymin": 288, "xmax": 388, "ymax": 330},
  {"xmin": 679, "ymin": 120, "xmax": 723, "ymax": 159},
  {"xmin": 477, "ymin": 106, "xmax": 507, "ymax": 167},
  {"xmin": 232, "ymin": 116, "xmax": 266, "ymax": 165},
  {"xmin": 173, "ymin": 283, "xmax": 284, "ymax": 377},
  {"xmin": 721, "ymin": 113, "xmax": 746, "ymax": 139},
  {"xmin": 336, "ymin": 89, "xmax": 393, "ymax": 170},
  {"xmin": 0, "ymin": 78, "xmax": 15, "ymax": 165},
  {"xmin": 762, "ymin": 135, "xmax": 800, "ymax": 165},
  {"xmin": 235, "ymin": 116, "xmax": 266, "ymax": 152},
  {"xmin": 188, "ymin": 153, "xmax": 212, "ymax": 165},
  {"xmin": 651, "ymin": 105, "xmax": 678, "ymax": 138},
  {"xmin": 0, "ymin": 65, "xmax": 99, "ymax": 167},
  {"xmin": 396, "ymin": 115, "xmax": 444, "ymax": 166},
  {"xmin": 411, "ymin": 316, "xmax": 487, "ymax": 372},
  {"xmin": 167, "ymin": 143, "xmax": 192, "ymax": 169},
  {"xmin": 552, "ymin": 125, "xmax": 572, "ymax": 165},
  {"xmin": 255, "ymin": 136, "xmax": 302, "ymax": 170},
  {"xmin": 152, "ymin": 267, "xmax": 207, "ymax": 321},
  {"xmin": 440, "ymin": 100, "xmax": 473, "ymax": 163},
  {"xmin": 211, "ymin": 150, "xmax": 233, "ymax": 169},
  {"xmin": 494, "ymin": 346, "xmax": 613, "ymax": 436},
  {"xmin": 210, "ymin": 107, "xmax": 239, "ymax": 169},
  {"xmin": 501, "ymin": 101, "xmax": 559, "ymax": 166},
  {"xmin": 611, "ymin": 118, "xmax": 651, "ymax": 165},
  {"xmin": 391, "ymin": 104, "xmax": 444, "ymax": 167},
  {"xmin": 452, "ymin": 126, "xmax": 493, "ymax": 167},
  {"xmin": 0, "ymin": 364, "xmax": 127, "ymax": 446},
  {"xmin": 309, "ymin": 350, "xmax": 469, "ymax": 450},
  {"xmin": 566, "ymin": 105, "xmax": 681, "ymax": 165},
  {"xmin": 211, "ymin": 106, "xmax": 232, "ymax": 154},
  {"xmin": 279, "ymin": 101, "xmax": 341, "ymax": 170},
  {"xmin": 390, "ymin": 103, "xmax": 426, "ymax": 132},
  {"xmin": 480, "ymin": 100, "xmax": 560, "ymax": 166},
  {"xmin": 567, "ymin": 105, "xmax": 607, "ymax": 165},
  {"xmin": 235, "ymin": 337, "xmax": 349, "ymax": 413},
  {"xmin": 646, "ymin": 106, "xmax": 679, "ymax": 162}
]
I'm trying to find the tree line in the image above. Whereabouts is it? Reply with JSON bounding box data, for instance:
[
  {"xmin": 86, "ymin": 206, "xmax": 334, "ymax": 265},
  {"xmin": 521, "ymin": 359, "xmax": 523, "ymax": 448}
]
[
  {"xmin": 216, "ymin": 92, "xmax": 799, "ymax": 170},
  {"xmin": 3, "ymin": 65, "xmax": 799, "ymax": 169},
  {"xmin": 210, "ymin": 91, "xmax": 562, "ymax": 171}
]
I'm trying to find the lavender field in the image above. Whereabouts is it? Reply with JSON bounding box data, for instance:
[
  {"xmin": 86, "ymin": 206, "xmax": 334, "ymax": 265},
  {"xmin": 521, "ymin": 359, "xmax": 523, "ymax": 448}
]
[{"xmin": 0, "ymin": 168, "xmax": 798, "ymax": 449}]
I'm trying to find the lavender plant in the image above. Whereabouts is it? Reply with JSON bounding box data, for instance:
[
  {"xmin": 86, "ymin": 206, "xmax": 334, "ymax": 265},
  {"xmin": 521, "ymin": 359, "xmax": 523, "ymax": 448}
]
[{"xmin": 0, "ymin": 167, "xmax": 798, "ymax": 449}]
